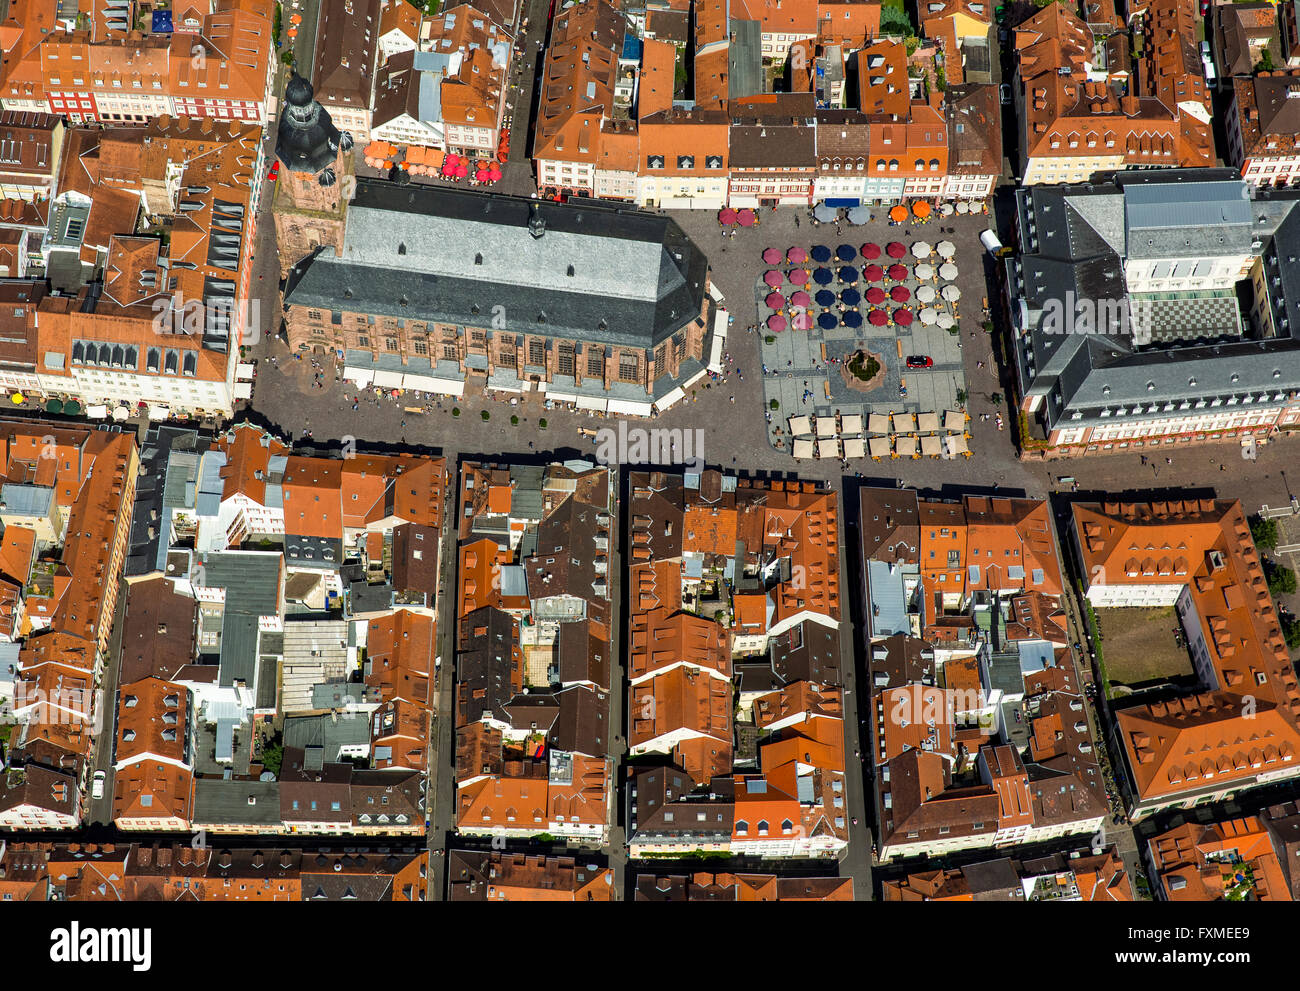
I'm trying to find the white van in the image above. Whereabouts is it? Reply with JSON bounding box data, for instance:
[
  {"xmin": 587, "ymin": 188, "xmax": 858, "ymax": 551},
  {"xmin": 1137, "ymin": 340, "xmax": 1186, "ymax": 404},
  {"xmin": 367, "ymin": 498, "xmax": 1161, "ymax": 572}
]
[{"xmin": 980, "ymin": 229, "xmax": 1004, "ymax": 256}]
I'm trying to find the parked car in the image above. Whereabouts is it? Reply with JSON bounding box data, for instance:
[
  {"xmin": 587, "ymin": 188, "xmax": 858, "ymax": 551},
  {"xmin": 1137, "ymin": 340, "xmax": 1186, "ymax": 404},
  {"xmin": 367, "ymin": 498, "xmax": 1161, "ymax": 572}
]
[
  {"xmin": 999, "ymin": 83, "xmax": 1012, "ymax": 105},
  {"xmin": 906, "ymin": 355, "xmax": 934, "ymax": 368},
  {"xmin": 91, "ymin": 770, "xmax": 106, "ymax": 800}
]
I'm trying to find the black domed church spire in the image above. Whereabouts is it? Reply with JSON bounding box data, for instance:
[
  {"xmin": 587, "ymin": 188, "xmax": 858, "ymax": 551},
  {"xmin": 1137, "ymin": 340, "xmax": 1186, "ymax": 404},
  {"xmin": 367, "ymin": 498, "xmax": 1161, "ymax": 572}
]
[{"xmin": 275, "ymin": 73, "xmax": 354, "ymax": 186}]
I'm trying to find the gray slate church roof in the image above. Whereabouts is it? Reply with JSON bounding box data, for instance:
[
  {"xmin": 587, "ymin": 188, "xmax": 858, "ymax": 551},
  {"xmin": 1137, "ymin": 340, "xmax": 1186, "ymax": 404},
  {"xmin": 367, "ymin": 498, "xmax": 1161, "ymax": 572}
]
[{"xmin": 283, "ymin": 180, "xmax": 709, "ymax": 349}]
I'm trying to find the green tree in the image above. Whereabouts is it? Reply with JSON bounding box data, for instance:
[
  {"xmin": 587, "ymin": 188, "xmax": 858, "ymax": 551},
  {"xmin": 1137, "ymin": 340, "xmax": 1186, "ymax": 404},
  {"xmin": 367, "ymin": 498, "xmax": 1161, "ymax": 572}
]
[
  {"xmin": 1251, "ymin": 515, "xmax": 1279, "ymax": 551},
  {"xmin": 1268, "ymin": 564, "xmax": 1297, "ymax": 598},
  {"xmin": 1282, "ymin": 615, "xmax": 1300, "ymax": 650},
  {"xmin": 262, "ymin": 741, "xmax": 284, "ymax": 777},
  {"xmin": 880, "ymin": 6, "xmax": 914, "ymax": 36}
]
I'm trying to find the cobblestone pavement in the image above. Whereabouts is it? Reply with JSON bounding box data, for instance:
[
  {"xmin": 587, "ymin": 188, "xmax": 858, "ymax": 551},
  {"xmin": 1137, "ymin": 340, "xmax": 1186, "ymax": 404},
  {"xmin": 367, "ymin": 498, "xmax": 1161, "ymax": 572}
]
[{"xmin": 729, "ymin": 215, "xmax": 976, "ymax": 454}]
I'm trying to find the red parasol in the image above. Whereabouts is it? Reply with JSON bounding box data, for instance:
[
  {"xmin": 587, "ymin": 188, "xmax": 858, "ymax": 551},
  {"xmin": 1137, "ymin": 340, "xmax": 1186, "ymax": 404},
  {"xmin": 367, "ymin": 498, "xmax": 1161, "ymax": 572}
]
[
  {"xmin": 868, "ymin": 308, "xmax": 888, "ymax": 326},
  {"xmin": 787, "ymin": 246, "xmax": 808, "ymax": 264},
  {"xmin": 737, "ymin": 208, "xmax": 757, "ymax": 227},
  {"xmin": 890, "ymin": 285, "xmax": 911, "ymax": 302},
  {"xmin": 788, "ymin": 268, "xmax": 809, "ymax": 285},
  {"xmin": 866, "ymin": 286, "xmax": 886, "ymax": 305},
  {"xmin": 792, "ymin": 311, "xmax": 813, "ymax": 331},
  {"xmin": 887, "ymin": 264, "xmax": 908, "ymax": 281},
  {"xmin": 894, "ymin": 307, "xmax": 914, "ymax": 325},
  {"xmin": 886, "ymin": 242, "xmax": 906, "ymax": 258},
  {"xmin": 762, "ymin": 247, "xmax": 783, "ymax": 265},
  {"xmin": 861, "ymin": 243, "xmax": 881, "ymax": 259},
  {"xmin": 765, "ymin": 291, "xmax": 786, "ymax": 309},
  {"xmin": 863, "ymin": 264, "xmax": 884, "ymax": 282},
  {"xmin": 763, "ymin": 269, "xmax": 784, "ymax": 287},
  {"xmin": 790, "ymin": 290, "xmax": 812, "ymax": 308},
  {"xmin": 767, "ymin": 313, "xmax": 788, "ymax": 332},
  {"xmin": 719, "ymin": 207, "xmax": 738, "ymax": 225}
]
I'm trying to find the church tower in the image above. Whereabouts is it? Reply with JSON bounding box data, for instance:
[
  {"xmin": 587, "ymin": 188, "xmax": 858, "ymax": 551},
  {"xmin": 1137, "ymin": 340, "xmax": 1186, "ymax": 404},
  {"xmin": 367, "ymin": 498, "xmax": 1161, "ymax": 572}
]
[{"xmin": 271, "ymin": 74, "xmax": 355, "ymax": 281}]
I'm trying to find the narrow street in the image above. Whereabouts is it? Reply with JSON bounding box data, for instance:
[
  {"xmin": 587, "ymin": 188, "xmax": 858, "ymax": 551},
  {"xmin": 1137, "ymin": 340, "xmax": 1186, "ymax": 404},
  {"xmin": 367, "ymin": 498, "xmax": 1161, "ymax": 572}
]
[{"xmin": 86, "ymin": 585, "xmax": 128, "ymax": 826}]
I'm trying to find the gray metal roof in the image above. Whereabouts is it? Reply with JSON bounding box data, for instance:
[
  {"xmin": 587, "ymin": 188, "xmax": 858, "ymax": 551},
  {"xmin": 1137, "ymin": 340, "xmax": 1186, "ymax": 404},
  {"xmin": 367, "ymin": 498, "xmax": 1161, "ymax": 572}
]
[
  {"xmin": 215, "ymin": 718, "xmax": 236, "ymax": 762},
  {"xmin": 284, "ymin": 712, "xmax": 372, "ymax": 756},
  {"xmin": 199, "ymin": 551, "xmax": 281, "ymax": 687},
  {"xmin": 312, "ymin": 682, "xmax": 369, "ymax": 708},
  {"xmin": 284, "ymin": 181, "xmax": 708, "ymax": 349},
  {"xmin": 509, "ymin": 464, "xmax": 545, "ymax": 519},
  {"xmin": 727, "ymin": 18, "xmax": 763, "ymax": 101},
  {"xmin": 196, "ymin": 449, "xmax": 225, "ymax": 518},
  {"xmin": 414, "ymin": 51, "xmax": 451, "ymax": 121},
  {"xmin": 162, "ymin": 450, "xmax": 200, "ymax": 511},
  {"xmin": 0, "ymin": 483, "xmax": 52, "ymax": 517},
  {"xmin": 1124, "ymin": 180, "xmax": 1251, "ymax": 232},
  {"xmin": 192, "ymin": 778, "xmax": 282, "ymax": 826},
  {"xmin": 200, "ymin": 551, "xmax": 281, "ymax": 615}
]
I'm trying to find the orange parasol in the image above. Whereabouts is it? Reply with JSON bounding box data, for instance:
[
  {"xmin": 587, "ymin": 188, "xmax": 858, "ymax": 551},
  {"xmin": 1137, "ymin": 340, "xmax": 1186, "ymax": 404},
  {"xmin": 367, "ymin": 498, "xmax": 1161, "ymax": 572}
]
[
  {"xmin": 889, "ymin": 204, "xmax": 908, "ymax": 223},
  {"xmin": 912, "ymin": 201, "xmax": 931, "ymax": 219}
]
